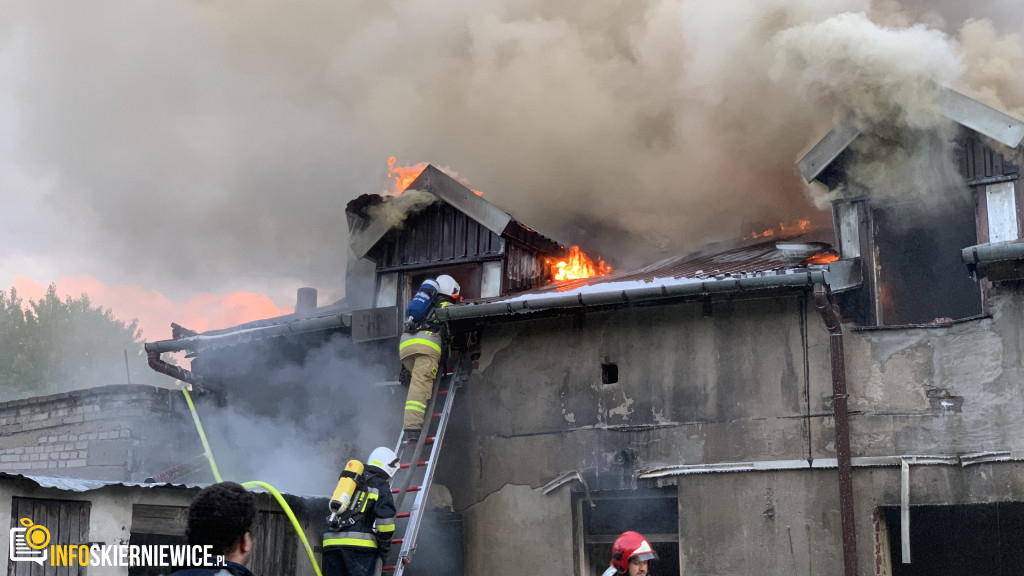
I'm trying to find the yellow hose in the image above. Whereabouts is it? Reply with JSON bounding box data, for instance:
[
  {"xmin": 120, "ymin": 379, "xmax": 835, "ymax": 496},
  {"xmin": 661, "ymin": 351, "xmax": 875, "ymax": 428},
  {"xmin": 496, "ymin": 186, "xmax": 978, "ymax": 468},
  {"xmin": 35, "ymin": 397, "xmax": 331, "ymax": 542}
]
[
  {"xmin": 181, "ymin": 387, "xmax": 222, "ymax": 482},
  {"xmin": 179, "ymin": 387, "xmax": 323, "ymax": 576},
  {"xmin": 242, "ymin": 481, "xmax": 323, "ymax": 576}
]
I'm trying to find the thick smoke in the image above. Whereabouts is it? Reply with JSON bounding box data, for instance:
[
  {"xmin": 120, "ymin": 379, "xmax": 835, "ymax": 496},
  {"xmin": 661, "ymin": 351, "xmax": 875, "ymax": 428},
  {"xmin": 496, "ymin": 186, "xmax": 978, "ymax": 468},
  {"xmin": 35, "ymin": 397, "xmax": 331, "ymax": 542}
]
[
  {"xmin": 184, "ymin": 335, "xmax": 402, "ymax": 496},
  {"xmin": 1, "ymin": 0, "xmax": 1023, "ymax": 288}
]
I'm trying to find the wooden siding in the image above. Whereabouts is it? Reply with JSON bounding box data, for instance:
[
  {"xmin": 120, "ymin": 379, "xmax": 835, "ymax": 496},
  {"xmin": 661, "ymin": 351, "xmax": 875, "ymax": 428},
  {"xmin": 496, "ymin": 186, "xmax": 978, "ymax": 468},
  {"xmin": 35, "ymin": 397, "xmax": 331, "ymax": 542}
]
[
  {"xmin": 375, "ymin": 203, "xmax": 504, "ymax": 270},
  {"xmin": 248, "ymin": 510, "xmax": 298, "ymax": 576},
  {"xmin": 9, "ymin": 497, "xmax": 90, "ymax": 576},
  {"xmin": 505, "ymin": 241, "xmax": 551, "ymax": 293}
]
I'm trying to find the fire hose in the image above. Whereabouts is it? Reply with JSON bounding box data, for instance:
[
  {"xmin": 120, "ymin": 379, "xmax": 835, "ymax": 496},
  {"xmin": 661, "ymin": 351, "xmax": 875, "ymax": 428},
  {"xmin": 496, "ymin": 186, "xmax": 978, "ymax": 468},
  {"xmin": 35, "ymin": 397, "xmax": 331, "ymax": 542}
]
[{"xmin": 179, "ymin": 386, "xmax": 323, "ymax": 576}]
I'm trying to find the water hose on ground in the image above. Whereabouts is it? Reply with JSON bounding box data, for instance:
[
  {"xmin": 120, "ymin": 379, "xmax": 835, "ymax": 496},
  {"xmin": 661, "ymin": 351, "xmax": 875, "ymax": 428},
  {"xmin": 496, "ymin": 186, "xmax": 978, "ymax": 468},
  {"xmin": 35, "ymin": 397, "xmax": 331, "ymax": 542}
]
[{"xmin": 179, "ymin": 387, "xmax": 323, "ymax": 576}]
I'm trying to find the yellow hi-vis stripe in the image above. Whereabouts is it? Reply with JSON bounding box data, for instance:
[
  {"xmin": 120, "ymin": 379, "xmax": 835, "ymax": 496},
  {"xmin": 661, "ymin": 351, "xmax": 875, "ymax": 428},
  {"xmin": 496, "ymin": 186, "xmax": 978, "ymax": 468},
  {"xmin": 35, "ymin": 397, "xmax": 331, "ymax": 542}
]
[
  {"xmin": 405, "ymin": 400, "xmax": 427, "ymax": 413},
  {"xmin": 323, "ymin": 538, "xmax": 378, "ymax": 549},
  {"xmin": 398, "ymin": 338, "xmax": 442, "ymax": 354},
  {"xmin": 376, "ymin": 521, "xmax": 395, "ymax": 533}
]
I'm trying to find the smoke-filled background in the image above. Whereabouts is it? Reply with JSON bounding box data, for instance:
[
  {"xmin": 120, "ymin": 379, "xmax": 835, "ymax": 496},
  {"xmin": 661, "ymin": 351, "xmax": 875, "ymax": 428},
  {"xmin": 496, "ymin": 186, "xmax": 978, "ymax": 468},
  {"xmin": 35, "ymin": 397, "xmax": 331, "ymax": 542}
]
[
  {"xmin": 2, "ymin": 0, "xmax": 1023, "ymax": 312},
  {"xmin": 1, "ymin": 0, "xmax": 1024, "ymax": 493}
]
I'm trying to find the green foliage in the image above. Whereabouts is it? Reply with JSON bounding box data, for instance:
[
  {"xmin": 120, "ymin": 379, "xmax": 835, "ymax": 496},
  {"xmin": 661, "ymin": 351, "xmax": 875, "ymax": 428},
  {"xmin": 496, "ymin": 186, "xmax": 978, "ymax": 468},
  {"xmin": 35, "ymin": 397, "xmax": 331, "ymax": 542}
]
[{"xmin": 0, "ymin": 284, "xmax": 146, "ymax": 400}]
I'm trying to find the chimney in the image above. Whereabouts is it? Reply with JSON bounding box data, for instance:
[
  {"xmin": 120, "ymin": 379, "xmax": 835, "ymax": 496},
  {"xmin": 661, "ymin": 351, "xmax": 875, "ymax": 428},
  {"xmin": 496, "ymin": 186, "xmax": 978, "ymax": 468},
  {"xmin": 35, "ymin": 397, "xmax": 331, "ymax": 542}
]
[{"xmin": 296, "ymin": 287, "xmax": 317, "ymax": 317}]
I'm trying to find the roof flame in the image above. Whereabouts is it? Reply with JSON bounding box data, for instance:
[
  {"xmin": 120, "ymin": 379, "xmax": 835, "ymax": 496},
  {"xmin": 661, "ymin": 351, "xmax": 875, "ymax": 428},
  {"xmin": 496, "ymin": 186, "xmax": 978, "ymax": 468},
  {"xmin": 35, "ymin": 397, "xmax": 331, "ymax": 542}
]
[
  {"xmin": 386, "ymin": 157, "xmax": 484, "ymax": 196},
  {"xmin": 750, "ymin": 219, "xmax": 811, "ymax": 239},
  {"xmin": 803, "ymin": 251, "xmax": 839, "ymax": 266},
  {"xmin": 386, "ymin": 156, "xmax": 427, "ymax": 195},
  {"xmin": 550, "ymin": 246, "xmax": 612, "ymax": 281}
]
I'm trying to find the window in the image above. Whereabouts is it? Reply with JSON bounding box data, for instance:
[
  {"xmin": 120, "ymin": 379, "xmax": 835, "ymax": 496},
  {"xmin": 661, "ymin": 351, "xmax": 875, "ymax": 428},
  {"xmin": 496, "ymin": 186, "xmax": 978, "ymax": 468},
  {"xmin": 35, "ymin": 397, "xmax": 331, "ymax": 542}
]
[
  {"xmin": 574, "ymin": 490, "xmax": 679, "ymax": 576},
  {"xmin": 985, "ymin": 181, "xmax": 1019, "ymax": 243},
  {"xmin": 878, "ymin": 503, "xmax": 1024, "ymax": 575},
  {"xmin": 9, "ymin": 497, "xmax": 91, "ymax": 576}
]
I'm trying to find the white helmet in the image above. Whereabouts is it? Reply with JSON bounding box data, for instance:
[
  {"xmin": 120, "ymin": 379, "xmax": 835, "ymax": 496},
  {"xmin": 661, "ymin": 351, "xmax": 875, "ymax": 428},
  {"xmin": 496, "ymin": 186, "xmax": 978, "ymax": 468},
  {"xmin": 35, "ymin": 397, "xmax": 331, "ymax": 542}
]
[
  {"xmin": 436, "ymin": 275, "xmax": 460, "ymax": 298},
  {"xmin": 366, "ymin": 446, "xmax": 400, "ymax": 478}
]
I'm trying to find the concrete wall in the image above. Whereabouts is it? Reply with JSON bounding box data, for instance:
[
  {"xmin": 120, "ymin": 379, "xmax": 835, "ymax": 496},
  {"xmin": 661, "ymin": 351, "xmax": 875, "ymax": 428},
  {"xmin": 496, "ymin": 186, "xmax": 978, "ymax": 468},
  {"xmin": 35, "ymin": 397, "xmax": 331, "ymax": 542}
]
[
  {"xmin": 0, "ymin": 385, "xmax": 199, "ymax": 482},
  {"xmin": 444, "ymin": 284, "xmax": 1024, "ymax": 576}
]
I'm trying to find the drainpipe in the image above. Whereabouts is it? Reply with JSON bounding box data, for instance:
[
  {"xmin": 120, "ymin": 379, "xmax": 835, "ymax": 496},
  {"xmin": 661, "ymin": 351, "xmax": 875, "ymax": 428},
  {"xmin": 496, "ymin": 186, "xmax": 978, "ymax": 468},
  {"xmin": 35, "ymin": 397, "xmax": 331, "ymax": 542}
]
[
  {"xmin": 146, "ymin": 350, "xmax": 208, "ymax": 391},
  {"xmin": 813, "ymin": 284, "xmax": 857, "ymax": 576}
]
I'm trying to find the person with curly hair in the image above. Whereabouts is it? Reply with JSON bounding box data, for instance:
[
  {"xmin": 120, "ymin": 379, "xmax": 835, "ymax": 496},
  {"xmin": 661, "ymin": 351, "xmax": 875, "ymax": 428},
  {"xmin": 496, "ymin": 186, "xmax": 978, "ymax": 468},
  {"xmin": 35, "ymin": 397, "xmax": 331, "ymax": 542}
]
[{"xmin": 171, "ymin": 481, "xmax": 258, "ymax": 576}]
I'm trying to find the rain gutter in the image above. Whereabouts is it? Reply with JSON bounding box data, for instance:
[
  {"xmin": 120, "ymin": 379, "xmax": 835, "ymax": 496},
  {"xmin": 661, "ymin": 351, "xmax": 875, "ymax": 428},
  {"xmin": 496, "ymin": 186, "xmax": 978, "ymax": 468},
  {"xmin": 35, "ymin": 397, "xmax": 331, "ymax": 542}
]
[
  {"xmin": 144, "ymin": 313, "xmax": 352, "ymax": 354},
  {"xmin": 813, "ymin": 284, "xmax": 857, "ymax": 576},
  {"xmin": 961, "ymin": 242, "xmax": 1024, "ymax": 266},
  {"xmin": 436, "ymin": 270, "xmax": 827, "ymax": 321}
]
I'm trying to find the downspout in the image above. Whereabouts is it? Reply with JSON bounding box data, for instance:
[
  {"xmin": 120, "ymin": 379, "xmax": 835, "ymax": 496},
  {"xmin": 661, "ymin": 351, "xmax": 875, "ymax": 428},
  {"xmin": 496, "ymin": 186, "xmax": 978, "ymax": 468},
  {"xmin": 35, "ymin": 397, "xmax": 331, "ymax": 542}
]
[
  {"xmin": 813, "ymin": 283, "xmax": 858, "ymax": 576},
  {"xmin": 146, "ymin": 350, "xmax": 208, "ymax": 390}
]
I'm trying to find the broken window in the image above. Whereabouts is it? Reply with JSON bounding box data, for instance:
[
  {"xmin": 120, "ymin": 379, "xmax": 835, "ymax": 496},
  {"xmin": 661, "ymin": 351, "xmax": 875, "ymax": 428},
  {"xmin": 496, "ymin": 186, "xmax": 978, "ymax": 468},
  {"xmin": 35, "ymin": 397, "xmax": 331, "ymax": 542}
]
[
  {"xmin": 574, "ymin": 490, "xmax": 679, "ymax": 576},
  {"xmin": 878, "ymin": 502, "xmax": 1024, "ymax": 575},
  {"xmin": 9, "ymin": 497, "xmax": 91, "ymax": 576},
  {"xmin": 872, "ymin": 200, "xmax": 982, "ymax": 325}
]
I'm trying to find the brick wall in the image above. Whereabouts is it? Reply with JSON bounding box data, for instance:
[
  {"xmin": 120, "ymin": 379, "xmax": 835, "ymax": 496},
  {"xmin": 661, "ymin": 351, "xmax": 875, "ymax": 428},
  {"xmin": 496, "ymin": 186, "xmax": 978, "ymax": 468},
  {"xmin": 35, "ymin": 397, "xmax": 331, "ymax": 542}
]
[{"xmin": 0, "ymin": 385, "xmax": 199, "ymax": 482}]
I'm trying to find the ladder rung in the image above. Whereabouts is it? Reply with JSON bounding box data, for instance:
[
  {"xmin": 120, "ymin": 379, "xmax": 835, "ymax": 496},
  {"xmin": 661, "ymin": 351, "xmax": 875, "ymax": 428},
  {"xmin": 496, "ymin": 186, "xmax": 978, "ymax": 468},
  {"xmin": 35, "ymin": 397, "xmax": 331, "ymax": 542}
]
[
  {"xmin": 404, "ymin": 436, "xmax": 435, "ymax": 445},
  {"xmin": 392, "ymin": 486, "xmax": 420, "ymax": 494},
  {"xmin": 399, "ymin": 461, "xmax": 428, "ymax": 469},
  {"xmin": 431, "ymin": 412, "xmax": 441, "ymax": 419},
  {"xmin": 396, "ymin": 512, "xmax": 411, "ymax": 518},
  {"xmin": 383, "ymin": 566, "xmax": 394, "ymax": 572},
  {"xmin": 390, "ymin": 538, "xmax": 403, "ymax": 545}
]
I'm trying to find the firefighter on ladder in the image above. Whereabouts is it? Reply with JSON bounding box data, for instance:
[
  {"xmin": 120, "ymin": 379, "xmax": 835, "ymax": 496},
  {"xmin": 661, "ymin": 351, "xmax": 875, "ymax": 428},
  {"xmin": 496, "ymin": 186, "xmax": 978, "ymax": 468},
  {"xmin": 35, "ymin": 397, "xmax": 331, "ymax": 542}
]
[
  {"xmin": 322, "ymin": 447, "xmax": 400, "ymax": 576},
  {"xmin": 601, "ymin": 531, "xmax": 658, "ymax": 576},
  {"xmin": 399, "ymin": 275, "xmax": 461, "ymax": 443}
]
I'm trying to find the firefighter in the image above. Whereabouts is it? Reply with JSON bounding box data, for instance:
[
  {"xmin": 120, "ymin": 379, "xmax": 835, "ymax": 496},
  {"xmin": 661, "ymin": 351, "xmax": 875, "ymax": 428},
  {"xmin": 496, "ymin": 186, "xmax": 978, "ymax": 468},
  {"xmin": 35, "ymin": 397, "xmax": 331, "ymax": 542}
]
[
  {"xmin": 601, "ymin": 531, "xmax": 658, "ymax": 576},
  {"xmin": 399, "ymin": 274, "xmax": 460, "ymax": 442},
  {"xmin": 323, "ymin": 447, "xmax": 399, "ymax": 576}
]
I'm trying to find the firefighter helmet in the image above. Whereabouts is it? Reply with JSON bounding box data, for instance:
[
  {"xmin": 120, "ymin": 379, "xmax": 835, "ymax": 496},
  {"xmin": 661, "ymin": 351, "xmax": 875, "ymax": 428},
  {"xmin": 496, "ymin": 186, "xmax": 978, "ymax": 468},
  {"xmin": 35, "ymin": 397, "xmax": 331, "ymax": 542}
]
[
  {"xmin": 366, "ymin": 447, "xmax": 400, "ymax": 478},
  {"xmin": 608, "ymin": 531, "xmax": 657, "ymax": 574},
  {"xmin": 436, "ymin": 275, "xmax": 460, "ymax": 298}
]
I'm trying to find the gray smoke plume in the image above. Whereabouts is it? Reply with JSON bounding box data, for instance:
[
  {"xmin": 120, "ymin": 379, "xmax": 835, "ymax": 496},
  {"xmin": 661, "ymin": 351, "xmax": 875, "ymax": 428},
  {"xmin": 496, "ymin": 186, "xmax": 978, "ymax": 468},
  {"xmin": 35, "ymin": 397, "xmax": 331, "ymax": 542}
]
[{"xmin": 0, "ymin": 0, "xmax": 1022, "ymax": 296}]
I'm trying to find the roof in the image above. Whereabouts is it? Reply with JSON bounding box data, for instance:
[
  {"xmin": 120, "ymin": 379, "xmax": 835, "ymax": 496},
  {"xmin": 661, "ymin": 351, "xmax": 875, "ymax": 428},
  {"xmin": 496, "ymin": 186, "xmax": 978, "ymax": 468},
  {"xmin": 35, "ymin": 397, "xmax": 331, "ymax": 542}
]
[
  {"xmin": 347, "ymin": 164, "xmax": 565, "ymax": 259},
  {"xmin": 147, "ymin": 233, "xmax": 839, "ymax": 349},
  {"xmin": 437, "ymin": 232, "xmax": 838, "ymax": 321},
  {"xmin": 798, "ymin": 86, "xmax": 1024, "ymax": 182},
  {"xmin": 146, "ymin": 302, "xmax": 353, "ymax": 354},
  {"xmin": 0, "ymin": 473, "xmax": 327, "ymax": 501}
]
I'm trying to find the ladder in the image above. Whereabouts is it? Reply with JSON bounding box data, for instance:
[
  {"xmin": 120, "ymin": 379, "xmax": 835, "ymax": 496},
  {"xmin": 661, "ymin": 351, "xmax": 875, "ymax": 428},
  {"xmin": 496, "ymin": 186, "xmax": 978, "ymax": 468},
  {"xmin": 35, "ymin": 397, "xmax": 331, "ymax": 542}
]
[{"xmin": 382, "ymin": 351, "xmax": 469, "ymax": 575}]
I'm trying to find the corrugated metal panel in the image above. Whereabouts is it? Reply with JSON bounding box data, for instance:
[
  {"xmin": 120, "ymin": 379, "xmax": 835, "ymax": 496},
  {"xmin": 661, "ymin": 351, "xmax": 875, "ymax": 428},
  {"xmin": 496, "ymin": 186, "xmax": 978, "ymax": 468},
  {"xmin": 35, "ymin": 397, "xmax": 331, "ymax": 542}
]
[
  {"xmin": 505, "ymin": 241, "xmax": 550, "ymax": 293},
  {"xmin": 376, "ymin": 202, "xmax": 505, "ymax": 269},
  {"xmin": 514, "ymin": 231, "xmax": 834, "ymax": 297}
]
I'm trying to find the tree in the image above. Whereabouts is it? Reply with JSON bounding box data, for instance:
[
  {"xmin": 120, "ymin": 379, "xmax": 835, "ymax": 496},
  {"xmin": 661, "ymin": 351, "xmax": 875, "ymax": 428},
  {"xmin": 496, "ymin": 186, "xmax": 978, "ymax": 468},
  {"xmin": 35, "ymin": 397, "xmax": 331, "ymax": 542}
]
[{"xmin": 0, "ymin": 284, "xmax": 146, "ymax": 400}]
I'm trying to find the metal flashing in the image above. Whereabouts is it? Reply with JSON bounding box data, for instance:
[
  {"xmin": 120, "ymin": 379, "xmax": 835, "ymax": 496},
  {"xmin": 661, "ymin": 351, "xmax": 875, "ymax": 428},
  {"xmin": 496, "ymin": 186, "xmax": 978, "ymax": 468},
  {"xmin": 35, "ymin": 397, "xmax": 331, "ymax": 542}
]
[
  {"xmin": 798, "ymin": 117, "xmax": 861, "ymax": 182},
  {"xmin": 937, "ymin": 87, "xmax": 1024, "ymax": 149}
]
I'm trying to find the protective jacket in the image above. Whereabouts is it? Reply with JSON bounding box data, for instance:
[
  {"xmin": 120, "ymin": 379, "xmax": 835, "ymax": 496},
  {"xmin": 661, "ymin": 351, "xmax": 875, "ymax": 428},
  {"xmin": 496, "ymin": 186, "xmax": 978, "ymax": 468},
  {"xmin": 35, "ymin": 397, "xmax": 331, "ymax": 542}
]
[
  {"xmin": 322, "ymin": 468, "xmax": 397, "ymax": 555},
  {"xmin": 404, "ymin": 282, "xmax": 455, "ymax": 334}
]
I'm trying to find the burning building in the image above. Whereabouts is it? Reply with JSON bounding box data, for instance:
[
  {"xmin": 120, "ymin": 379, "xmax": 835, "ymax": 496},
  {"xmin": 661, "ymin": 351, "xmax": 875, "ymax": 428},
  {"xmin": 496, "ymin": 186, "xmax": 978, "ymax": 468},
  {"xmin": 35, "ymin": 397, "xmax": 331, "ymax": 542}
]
[{"xmin": 136, "ymin": 88, "xmax": 1024, "ymax": 576}]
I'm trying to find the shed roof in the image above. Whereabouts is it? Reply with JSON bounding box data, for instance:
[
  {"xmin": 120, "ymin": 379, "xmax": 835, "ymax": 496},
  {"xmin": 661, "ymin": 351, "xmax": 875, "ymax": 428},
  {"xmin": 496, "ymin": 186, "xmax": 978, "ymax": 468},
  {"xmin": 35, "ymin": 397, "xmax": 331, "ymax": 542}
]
[{"xmin": 437, "ymin": 230, "xmax": 838, "ymax": 321}]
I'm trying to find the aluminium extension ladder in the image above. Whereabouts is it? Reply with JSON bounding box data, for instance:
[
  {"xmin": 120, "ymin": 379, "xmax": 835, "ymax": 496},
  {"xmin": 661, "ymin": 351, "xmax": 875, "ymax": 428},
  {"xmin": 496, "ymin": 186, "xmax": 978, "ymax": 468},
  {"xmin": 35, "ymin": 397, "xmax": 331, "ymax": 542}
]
[{"xmin": 381, "ymin": 351, "xmax": 470, "ymax": 575}]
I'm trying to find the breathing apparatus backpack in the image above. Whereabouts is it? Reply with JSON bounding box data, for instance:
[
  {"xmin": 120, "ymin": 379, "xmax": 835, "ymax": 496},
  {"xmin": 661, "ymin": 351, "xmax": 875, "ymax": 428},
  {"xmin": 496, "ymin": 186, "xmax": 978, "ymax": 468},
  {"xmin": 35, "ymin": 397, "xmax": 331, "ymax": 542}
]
[{"xmin": 327, "ymin": 460, "xmax": 368, "ymax": 530}]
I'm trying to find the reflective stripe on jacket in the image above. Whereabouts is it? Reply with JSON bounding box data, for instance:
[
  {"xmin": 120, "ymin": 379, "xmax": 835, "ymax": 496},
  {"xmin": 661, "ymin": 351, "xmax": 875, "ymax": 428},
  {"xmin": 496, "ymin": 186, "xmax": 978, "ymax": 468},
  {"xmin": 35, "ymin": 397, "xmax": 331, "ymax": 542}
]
[{"xmin": 399, "ymin": 330, "xmax": 443, "ymax": 355}]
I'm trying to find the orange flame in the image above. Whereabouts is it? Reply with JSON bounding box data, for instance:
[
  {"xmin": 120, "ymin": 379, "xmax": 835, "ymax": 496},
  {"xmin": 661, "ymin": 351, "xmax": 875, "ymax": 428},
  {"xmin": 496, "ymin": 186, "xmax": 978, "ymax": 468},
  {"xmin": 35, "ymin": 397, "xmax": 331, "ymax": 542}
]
[
  {"xmin": 549, "ymin": 246, "xmax": 612, "ymax": 281},
  {"xmin": 803, "ymin": 252, "xmax": 839, "ymax": 266},
  {"xmin": 386, "ymin": 157, "xmax": 484, "ymax": 196},
  {"xmin": 750, "ymin": 219, "xmax": 811, "ymax": 239},
  {"xmin": 386, "ymin": 156, "xmax": 427, "ymax": 195}
]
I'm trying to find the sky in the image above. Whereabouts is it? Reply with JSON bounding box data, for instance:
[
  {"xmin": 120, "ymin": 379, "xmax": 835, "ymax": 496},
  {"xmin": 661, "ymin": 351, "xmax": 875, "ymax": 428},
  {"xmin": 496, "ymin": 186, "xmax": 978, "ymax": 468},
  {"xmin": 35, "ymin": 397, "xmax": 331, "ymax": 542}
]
[{"xmin": 1, "ymin": 0, "xmax": 1022, "ymax": 341}]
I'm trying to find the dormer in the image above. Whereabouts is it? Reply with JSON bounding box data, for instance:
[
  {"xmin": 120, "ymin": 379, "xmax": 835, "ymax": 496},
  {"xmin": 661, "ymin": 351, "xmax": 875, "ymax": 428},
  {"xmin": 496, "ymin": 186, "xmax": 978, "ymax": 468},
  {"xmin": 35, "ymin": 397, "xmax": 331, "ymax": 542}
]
[{"xmin": 346, "ymin": 165, "xmax": 568, "ymax": 329}]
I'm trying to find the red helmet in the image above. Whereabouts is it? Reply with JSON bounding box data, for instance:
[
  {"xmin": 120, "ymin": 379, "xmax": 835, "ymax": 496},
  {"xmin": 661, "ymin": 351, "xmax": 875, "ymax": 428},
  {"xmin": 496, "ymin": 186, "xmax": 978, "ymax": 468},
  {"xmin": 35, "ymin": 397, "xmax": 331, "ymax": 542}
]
[{"xmin": 608, "ymin": 531, "xmax": 657, "ymax": 574}]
